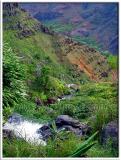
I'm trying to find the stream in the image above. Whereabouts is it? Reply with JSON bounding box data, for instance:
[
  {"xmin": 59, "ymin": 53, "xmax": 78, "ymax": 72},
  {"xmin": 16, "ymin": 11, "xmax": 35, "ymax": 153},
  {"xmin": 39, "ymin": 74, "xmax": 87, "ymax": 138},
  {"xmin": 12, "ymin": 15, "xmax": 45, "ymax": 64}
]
[
  {"xmin": 3, "ymin": 84, "xmax": 78, "ymax": 146},
  {"xmin": 3, "ymin": 113, "xmax": 46, "ymax": 146}
]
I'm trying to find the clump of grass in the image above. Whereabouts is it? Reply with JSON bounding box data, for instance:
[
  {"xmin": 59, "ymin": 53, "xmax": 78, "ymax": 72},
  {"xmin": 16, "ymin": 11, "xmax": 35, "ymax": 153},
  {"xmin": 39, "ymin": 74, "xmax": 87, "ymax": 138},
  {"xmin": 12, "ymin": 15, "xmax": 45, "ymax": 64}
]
[
  {"xmin": 90, "ymin": 98, "xmax": 118, "ymax": 132},
  {"xmin": 3, "ymin": 133, "xmax": 81, "ymax": 157},
  {"xmin": 87, "ymin": 142, "xmax": 118, "ymax": 157},
  {"xmin": 3, "ymin": 131, "xmax": 98, "ymax": 157}
]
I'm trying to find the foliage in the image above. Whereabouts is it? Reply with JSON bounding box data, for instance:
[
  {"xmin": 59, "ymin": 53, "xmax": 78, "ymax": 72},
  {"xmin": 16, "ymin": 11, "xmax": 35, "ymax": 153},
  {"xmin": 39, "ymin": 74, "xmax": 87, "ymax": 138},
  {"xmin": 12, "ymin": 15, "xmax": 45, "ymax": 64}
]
[
  {"xmin": 90, "ymin": 98, "xmax": 118, "ymax": 132},
  {"xmin": 87, "ymin": 142, "xmax": 118, "ymax": 157},
  {"xmin": 101, "ymin": 51, "xmax": 117, "ymax": 69},
  {"xmin": 50, "ymin": 96, "xmax": 93, "ymax": 121},
  {"xmin": 3, "ymin": 43, "xmax": 26, "ymax": 108},
  {"xmin": 78, "ymin": 82, "xmax": 117, "ymax": 101},
  {"xmin": 77, "ymin": 82, "xmax": 118, "ymax": 132},
  {"xmin": 3, "ymin": 107, "xmax": 13, "ymax": 122},
  {"xmin": 72, "ymin": 35, "xmax": 102, "ymax": 51},
  {"xmin": 3, "ymin": 130, "xmax": 98, "ymax": 157},
  {"xmin": 50, "ymin": 121, "xmax": 71, "ymax": 141},
  {"xmin": 3, "ymin": 5, "xmax": 118, "ymax": 158},
  {"xmin": 70, "ymin": 131, "xmax": 98, "ymax": 157},
  {"xmin": 14, "ymin": 100, "xmax": 50, "ymax": 123},
  {"xmin": 3, "ymin": 43, "xmax": 26, "ymax": 120},
  {"xmin": 108, "ymin": 55, "xmax": 117, "ymax": 69},
  {"xmin": 34, "ymin": 65, "xmax": 69, "ymax": 97},
  {"xmin": 3, "ymin": 132, "xmax": 81, "ymax": 157}
]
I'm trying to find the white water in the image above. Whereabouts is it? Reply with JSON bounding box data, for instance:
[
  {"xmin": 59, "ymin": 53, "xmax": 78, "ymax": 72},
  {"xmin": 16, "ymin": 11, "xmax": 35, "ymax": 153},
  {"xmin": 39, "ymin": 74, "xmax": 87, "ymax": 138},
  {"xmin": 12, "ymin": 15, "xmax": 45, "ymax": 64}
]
[
  {"xmin": 57, "ymin": 94, "xmax": 73, "ymax": 102},
  {"xmin": 3, "ymin": 120, "xmax": 46, "ymax": 146}
]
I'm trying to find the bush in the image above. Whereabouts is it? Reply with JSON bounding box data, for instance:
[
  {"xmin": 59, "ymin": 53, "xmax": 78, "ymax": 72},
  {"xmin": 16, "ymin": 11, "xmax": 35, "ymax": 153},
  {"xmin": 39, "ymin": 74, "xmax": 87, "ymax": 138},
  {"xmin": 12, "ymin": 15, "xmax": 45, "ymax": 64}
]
[
  {"xmin": 14, "ymin": 100, "xmax": 35, "ymax": 117},
  {"xmin": 60, "ymin": 103, "xmax": 76, "ymax": 116},
  {"xmin": 14, "ymin": 100, "xmax": 57, "ymax": 123},
  {"xmin": 89, "ymin": 98, "xmax": 118, "ymax": 132},
  {"xmin": 3, "ymin": 43, "xmax": 26, "ymax": 109},
  {"xmin": 75, "ymin": 101, "xmax": 92, "ymax": 119},
  {"xmin": 108, "ymin": 55, "xmax": 117, "ymax": 69}
]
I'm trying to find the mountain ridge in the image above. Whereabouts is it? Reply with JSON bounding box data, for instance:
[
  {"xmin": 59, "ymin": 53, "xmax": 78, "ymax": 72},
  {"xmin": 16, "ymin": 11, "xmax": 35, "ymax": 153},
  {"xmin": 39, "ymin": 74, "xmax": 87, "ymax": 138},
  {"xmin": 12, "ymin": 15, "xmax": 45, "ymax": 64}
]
[
  {"xmin": 3, "ymin": 3, "xmax": 117, "ymax": 83},
  {"xmin": 21, "ymin": 3, "xmax": 119, "ymax": 55}
]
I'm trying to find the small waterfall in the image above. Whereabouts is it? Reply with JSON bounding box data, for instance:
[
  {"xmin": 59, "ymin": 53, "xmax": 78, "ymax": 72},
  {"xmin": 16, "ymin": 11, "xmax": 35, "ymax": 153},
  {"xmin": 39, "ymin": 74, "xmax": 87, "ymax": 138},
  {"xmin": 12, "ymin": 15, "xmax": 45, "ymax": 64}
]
[{"xmin": 3, "ymin": 113, "xmax": 46, "ymax": 146}]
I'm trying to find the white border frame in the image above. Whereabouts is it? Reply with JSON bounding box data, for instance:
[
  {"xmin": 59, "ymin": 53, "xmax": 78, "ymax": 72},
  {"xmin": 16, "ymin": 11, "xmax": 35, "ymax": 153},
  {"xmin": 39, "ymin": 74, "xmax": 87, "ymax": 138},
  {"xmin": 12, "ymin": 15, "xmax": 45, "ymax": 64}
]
[{"xmin": 0, "ymin": 0, "xmax": 120, "ymax": 160}]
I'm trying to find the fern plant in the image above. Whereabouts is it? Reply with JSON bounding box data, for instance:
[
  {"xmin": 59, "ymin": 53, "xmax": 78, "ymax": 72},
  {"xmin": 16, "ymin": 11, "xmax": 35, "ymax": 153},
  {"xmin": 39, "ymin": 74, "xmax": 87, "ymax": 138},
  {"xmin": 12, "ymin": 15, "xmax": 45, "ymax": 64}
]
[{"xmin": 3, "ymin": 42, "xmax": 26, "ymax": 109}]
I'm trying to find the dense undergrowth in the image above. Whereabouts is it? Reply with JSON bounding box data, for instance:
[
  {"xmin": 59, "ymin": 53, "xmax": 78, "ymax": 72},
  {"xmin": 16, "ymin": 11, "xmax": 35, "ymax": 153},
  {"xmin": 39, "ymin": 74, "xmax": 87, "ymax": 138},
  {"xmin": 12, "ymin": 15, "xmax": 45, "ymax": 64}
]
[
  {"xmin": 3, "ymin": 4, "xmax": 118, "ymax": 157},
  {"xmin": 3, "ymin": 41, "xmax": 118, "ymax": 157}
]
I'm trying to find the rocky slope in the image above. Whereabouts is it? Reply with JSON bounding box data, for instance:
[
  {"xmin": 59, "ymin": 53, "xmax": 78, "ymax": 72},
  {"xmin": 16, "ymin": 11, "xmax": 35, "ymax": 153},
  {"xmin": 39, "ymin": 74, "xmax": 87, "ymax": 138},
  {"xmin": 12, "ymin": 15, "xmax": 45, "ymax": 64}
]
[
  {"xmin": 21, "ymin": 3, "xmax": 118, "ymax": 55},
  {"xmin": 3, "ymin": 3, "xmax": 116, "ymax": 83}
]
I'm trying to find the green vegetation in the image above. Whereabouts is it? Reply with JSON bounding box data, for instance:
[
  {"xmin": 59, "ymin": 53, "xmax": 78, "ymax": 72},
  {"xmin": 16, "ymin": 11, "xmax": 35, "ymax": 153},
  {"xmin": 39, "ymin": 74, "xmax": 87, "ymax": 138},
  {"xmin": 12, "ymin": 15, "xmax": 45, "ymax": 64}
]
[
  {"xmin": 102, "ymin": 51, "xmax": 118, "ymax": 70},
  {"xmin": 3, "ymin": 131, "xmax": 98, "ymax": 157},
  {"xmin": 3, "ymin": 4, "xmax": 118, "ymax": 158},
  {"xmin": 45, "ymin": 21, "xmax": 74, "ymax": 33},
  {"xmin": 87, "ymin": 142, "xmax": 118, "ymax": 157},
  {"xmin": 3, "ymin": 43, "xmax": 26, "ymax": 121},
  {"xmin": 70, "ymin": 131, "xmax": 98, "ymax": 157},
  {"xmin": 108, "ymin": 55, "xmax": 118, "ymax": 69},
  {"xmin": 72, "ymin": 35, "xmax": 103, "ymax": 51}
]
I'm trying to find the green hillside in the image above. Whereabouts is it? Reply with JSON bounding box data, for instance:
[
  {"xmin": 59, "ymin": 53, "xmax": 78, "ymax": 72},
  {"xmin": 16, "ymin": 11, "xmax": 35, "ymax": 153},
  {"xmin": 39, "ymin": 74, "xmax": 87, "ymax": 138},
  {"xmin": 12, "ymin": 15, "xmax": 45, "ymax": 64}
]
[{"xmin": 3, "ymin": 3, "xmax": 118, "ymax": 158}]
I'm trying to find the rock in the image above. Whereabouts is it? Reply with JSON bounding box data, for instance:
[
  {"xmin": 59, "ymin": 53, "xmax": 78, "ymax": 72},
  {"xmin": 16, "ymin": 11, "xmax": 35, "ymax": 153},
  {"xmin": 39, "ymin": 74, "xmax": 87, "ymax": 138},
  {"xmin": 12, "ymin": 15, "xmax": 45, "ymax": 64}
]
[
  {"xmin": 55, "ymin": 115, "xmax": 90, "ymax": 135},
  {"xmin": 18, "ymin": 29, "xmax": 35, "ymax": 38},
  {"xmin": 37, "ymin": 124, "xmax": 52, "ymax": 140},
  {"xmin": 3, "ymin": 129, "xmax": 14, "ymax": 139},
  {"xmin": 35, "ymin": 98, "xmax": 43, "ymax": 110},
  {"xmin": 38, "ymin": 115, "xmax": 90, "ymax": 140},
  {"xmin": 8, "ymin": 113, "xmax": 23, "ymax": 124},
  {"xmin": 55, "ymin": 115, "xmax": 80, "ymax": 128},
  {"xmin": 44, "ymin": 98, "xmax": 57, "ymax": 106},
  {"xmin": 59, "ymin": 125, "xmax": 83, "ymax": 136},
  {"xmin": 101, "ymin": 121, "xmax": 118, "ymax": 148},
  {"xmin": 100, "ymin": 72, "xmax": 108, "ymax": 77},
  {"xmin": 67, "ymin": 84, "xmax": 80, "ymax": 91}
]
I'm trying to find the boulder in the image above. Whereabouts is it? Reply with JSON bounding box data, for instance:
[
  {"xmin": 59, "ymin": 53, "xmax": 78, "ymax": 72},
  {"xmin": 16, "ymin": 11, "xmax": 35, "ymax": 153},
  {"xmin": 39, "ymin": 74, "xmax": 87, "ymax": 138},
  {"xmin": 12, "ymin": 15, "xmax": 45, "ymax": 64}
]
[
  {"xmin": 55, "ymin": 115, "xmax": 81, "ymax": 128},
  {"xmin": 37, "ymin": 124, "xmax": 53, "ymax": 140},
  {"xmin": 37, "ymin": 115, "xmax": 91, "ymax": 140},
  {"xmin": 8, "ymin": 113, "xmax": 23, "ymax": 124},
  {"xmin": 3, "ymin": 129, "xmax": 14, "ymax": 139},
  {"xmin": 55, "ymin": 115, "xmax": 90, "ymax": 135},
  {"xmin": 101, "ymin": 121, "xmax": 118, "ymax": 148}
]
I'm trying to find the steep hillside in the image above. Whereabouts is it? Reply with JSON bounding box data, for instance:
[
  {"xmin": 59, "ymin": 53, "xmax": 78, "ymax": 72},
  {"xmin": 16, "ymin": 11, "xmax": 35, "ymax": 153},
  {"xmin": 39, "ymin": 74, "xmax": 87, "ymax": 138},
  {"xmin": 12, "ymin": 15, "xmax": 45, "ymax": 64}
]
[
  {"xmin": 3, "ymin": 3, "xmax": 116, "ymax": 85},
  {"xmin": 21, "ymin": 3, "xmax": 118, "ymax": 55},
  {"xmin": 3, "ymin": 3, "xmax": 118, "ymax": 158}
]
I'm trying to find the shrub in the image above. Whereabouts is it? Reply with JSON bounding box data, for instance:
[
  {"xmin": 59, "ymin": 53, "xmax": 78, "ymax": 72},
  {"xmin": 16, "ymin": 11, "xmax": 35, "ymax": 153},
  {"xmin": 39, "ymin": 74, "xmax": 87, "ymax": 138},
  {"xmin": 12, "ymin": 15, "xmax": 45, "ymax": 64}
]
[
  {"xmin": 89, "ymin": 98, "xmax": 118, "ymax": 132},
  {"xmin": 108, "ymin": 55, "xmax": 117, "ymax": 69},
  {"xmin": 3, "ymin": 43, "xmax": 26, "ymax": 109},
  {"xmin": 14, "ymin": 100, "xmax": 35, "ymax": 118},
  {"xmin": 60, "ymin": 103, "xmax": 76, "ymax": 117}
]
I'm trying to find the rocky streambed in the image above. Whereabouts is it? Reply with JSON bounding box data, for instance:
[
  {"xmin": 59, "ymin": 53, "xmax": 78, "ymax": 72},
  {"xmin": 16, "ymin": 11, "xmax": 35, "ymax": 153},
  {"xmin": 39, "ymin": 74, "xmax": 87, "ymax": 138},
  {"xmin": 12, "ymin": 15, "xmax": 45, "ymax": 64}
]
[{"xmin": 3, "ymin": 113, "xmax": 91, "ymax": 146}]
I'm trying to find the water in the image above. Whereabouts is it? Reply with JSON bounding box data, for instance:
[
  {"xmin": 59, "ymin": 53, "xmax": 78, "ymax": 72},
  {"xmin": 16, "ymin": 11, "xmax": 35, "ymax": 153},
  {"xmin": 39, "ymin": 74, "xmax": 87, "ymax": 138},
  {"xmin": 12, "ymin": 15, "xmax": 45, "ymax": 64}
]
[
  {"xmin": 3, "ymin": 114, "xmax": 46, "ymax": 146},
  {"xmin": 57, "ymin": 94, "xmax": 74, "ymax": 102},
  {"xmin": 3, "ymin": 84, "xmax": 76, "ymax": 145}
]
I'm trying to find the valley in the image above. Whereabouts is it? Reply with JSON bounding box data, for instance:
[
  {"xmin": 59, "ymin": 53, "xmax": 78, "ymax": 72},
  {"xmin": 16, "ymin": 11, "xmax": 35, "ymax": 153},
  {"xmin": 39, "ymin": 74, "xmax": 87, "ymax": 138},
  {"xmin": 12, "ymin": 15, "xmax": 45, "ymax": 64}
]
[{"xmin": 3, "ymin": 3, "xmax": 118, "ymax": 158}]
